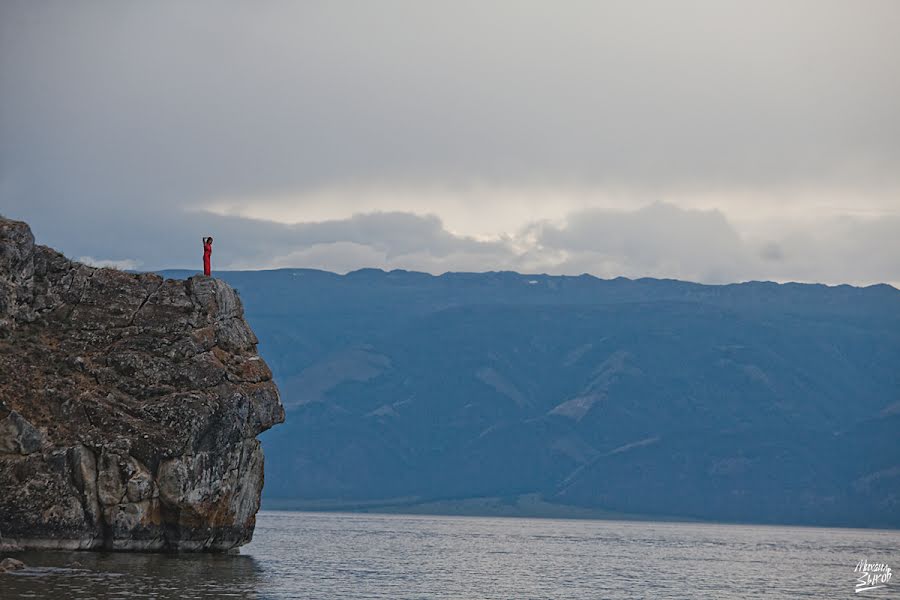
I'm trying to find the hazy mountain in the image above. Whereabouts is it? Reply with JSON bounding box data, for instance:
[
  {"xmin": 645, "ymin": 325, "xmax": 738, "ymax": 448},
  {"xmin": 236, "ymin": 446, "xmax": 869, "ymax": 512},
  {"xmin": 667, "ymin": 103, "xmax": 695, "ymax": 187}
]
[{"xmin": 160, "ymin": 268, "xmax": 900, "ymax": 528}]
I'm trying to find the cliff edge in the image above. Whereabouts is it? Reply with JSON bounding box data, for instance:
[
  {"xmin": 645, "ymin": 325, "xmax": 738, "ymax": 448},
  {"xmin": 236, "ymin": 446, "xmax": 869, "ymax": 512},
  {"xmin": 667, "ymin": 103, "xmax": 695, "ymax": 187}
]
[{"xmin": 0, "ymin": 217, "xmax": 284, "ymax": 551}]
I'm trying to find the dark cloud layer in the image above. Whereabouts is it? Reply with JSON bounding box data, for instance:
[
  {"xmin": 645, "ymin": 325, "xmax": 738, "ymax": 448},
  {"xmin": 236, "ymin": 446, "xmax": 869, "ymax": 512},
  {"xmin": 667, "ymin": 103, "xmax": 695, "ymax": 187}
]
[{"xmin": 1, "ymin": 1, "xmax": 898, "ymax": 285}]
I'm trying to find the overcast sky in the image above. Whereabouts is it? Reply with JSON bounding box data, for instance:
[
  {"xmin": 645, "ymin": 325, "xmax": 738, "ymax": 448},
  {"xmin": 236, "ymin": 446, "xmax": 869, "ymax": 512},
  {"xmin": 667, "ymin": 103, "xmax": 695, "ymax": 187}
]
[{"xmin": 2, "ymin": 1, "xmax": 898, "ymax": 285}]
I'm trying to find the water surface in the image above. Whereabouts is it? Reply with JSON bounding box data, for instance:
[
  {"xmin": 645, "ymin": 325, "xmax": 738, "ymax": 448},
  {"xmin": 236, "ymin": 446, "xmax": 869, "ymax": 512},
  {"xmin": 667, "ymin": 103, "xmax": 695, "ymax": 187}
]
[{"xmin": 1, "ymin": 511, "xmax": 897, "ymax": 599}]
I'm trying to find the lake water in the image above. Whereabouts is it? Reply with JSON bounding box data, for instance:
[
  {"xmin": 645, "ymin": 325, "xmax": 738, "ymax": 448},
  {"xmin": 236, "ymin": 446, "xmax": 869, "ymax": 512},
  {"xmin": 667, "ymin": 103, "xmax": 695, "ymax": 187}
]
[{"xmin": 1, "ymin": 511, "xmax": 897, "ymax": 599}]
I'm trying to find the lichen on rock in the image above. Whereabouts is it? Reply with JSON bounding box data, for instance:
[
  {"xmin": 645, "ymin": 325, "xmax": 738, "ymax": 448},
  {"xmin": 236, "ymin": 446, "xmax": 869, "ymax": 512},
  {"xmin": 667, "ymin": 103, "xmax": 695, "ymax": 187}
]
[{"xmin": 0, "ymin": 216, "xmax": 284, "ymax": 552}]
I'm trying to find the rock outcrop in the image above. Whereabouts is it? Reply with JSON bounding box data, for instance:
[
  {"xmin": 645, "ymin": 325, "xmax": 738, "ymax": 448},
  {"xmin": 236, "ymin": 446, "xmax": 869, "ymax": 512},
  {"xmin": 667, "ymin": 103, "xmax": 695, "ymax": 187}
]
[
  {"xmin": 0, "ymin": 217, "xmax": 284, "ymax": 551},
  {"xmin": 0, "ymin": 557, "xmax": 25, "ymax": 573}
]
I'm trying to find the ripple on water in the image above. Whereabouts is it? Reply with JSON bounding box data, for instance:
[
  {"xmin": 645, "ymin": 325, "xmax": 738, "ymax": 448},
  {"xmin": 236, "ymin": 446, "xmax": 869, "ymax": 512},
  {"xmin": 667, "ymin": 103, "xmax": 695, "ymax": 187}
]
[{"xmin": 1, "ymin": 512, "xmax": 897, "ymax": 599}]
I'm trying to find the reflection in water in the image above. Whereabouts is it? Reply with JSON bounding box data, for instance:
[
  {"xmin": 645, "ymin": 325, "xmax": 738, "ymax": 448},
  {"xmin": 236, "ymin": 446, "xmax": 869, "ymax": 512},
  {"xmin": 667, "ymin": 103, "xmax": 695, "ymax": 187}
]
[
  {"xmin": 1, "ymin": 550, "xmax": 263, "ymax": 599},
  {"xmin": 2, "ymin": 511, "xmax": 899, "ymax": 599}
]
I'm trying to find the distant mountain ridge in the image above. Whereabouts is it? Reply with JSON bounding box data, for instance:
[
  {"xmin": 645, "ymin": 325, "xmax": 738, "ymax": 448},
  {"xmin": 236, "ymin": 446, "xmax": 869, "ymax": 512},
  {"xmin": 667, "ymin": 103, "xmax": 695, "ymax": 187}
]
[{"xmin": 159, "ymin": 267, "xmax": 900, "ymax": 528}]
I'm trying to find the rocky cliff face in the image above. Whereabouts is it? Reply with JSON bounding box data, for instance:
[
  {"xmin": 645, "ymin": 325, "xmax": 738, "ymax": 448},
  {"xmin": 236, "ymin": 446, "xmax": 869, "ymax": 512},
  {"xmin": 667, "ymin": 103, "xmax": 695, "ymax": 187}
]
[{"xmin": 0, "ymin": 217, "xmax": 284, "ymax": 551}]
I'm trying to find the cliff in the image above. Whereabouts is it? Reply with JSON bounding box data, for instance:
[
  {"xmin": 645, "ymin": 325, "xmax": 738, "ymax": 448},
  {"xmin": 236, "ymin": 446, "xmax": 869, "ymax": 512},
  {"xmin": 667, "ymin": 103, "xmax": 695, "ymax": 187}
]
[{"xmin": 0, "ymin": 217, "xmax": 284, "ymax": 551}]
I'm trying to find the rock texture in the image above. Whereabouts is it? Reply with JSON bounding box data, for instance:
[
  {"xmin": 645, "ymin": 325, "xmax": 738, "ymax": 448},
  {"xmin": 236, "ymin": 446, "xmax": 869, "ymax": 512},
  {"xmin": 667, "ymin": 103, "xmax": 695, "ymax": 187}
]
[
  {"xmin": 0, "ymin": 217, "xmax": 284, "ymax": 551},
  {"xmin": 0, "ymin": 557, "xmax": 25, "ymax": 573}
]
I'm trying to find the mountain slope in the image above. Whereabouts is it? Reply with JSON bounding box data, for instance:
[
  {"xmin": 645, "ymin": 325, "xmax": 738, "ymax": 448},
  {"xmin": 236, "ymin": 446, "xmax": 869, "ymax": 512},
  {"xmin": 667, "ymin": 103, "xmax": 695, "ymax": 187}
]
[{"xmin": 160, "ymin": 267, "xmax": 900, "ymax": 527}]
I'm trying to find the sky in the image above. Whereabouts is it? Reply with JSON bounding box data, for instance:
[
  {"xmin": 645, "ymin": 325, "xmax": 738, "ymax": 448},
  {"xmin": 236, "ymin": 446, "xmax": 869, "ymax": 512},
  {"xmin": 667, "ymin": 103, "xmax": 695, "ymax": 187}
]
[{"xmin": 1, "ymin": 0, "xmax": 899, "ymax": 286}]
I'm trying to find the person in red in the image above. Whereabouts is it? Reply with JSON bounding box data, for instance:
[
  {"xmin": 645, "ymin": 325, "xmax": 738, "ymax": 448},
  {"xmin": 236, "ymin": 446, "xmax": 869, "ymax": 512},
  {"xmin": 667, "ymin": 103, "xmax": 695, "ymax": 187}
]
[{"xmin": 202, "ymin": 236, "xmax": 213, "ymax": 276}]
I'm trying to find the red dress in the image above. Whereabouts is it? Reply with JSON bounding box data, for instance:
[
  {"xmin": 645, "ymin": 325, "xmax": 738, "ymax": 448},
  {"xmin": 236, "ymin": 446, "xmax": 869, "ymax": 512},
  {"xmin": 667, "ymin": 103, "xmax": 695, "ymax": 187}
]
[{"xmin": 203, "ymin": 241, "xmax": 212, "ymax": 276}]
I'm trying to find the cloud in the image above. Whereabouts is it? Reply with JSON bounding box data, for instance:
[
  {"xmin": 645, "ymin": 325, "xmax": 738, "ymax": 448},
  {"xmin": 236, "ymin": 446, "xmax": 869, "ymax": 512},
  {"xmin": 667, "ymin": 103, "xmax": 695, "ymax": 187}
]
[
  {"xmin": 226, "ymin": 211, "xmax": 516, "ymax": 273},
  {"xmin": 749, "ymin": 214, "xmax": 900, "ymax": 287},
  {"xmin": 1, "ymin": 2, "xmax": 898, "ymax": 285},
  {"xmin": 759, "ymin": 243, "xmax": 785, "ymax": 262},
  {"xmin": 3, "ymin": 1, "xmax": 899, "ymax": 203},
  {"xmin": 530, "ymin": 203, "xmax": 749, "ymax": 283},
  {"xmin": 9, "ymin": 195, "xmax": 900, "ymax": 287},
  {"xmin": 192, "ymin": 204, "xmax": 900, "ymax": 288}
]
